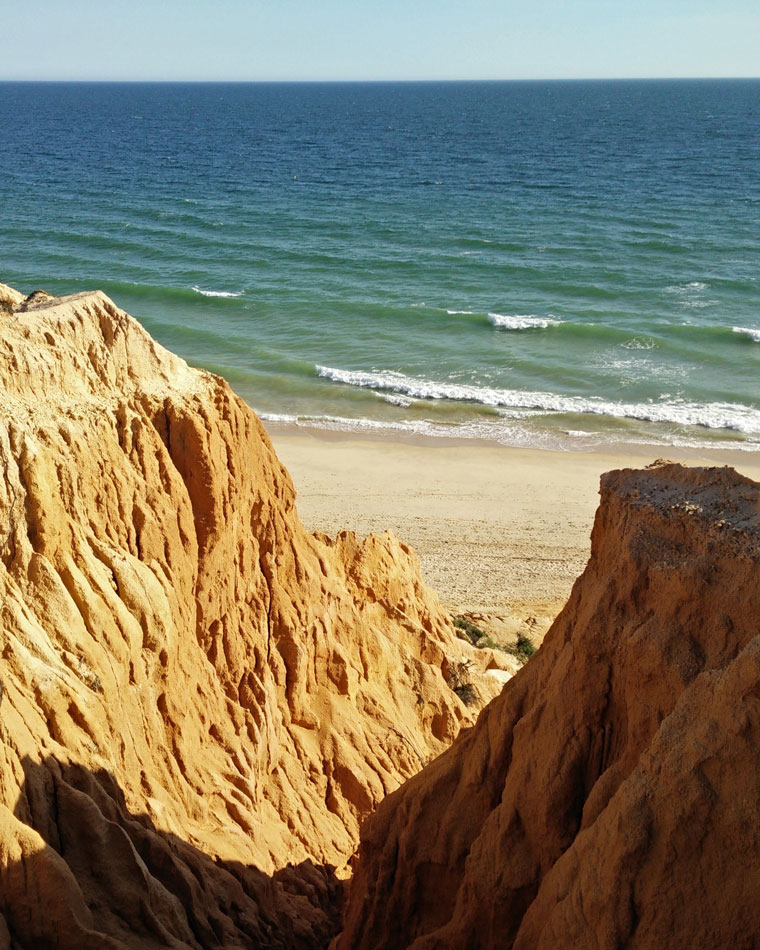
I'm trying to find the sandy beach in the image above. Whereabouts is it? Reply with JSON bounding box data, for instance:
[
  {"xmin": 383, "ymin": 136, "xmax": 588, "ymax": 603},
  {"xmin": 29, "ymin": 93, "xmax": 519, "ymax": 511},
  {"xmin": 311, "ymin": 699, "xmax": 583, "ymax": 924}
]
[{"xmin": 271, "ymin": 427, "xmax": 760, "ymax": 642}]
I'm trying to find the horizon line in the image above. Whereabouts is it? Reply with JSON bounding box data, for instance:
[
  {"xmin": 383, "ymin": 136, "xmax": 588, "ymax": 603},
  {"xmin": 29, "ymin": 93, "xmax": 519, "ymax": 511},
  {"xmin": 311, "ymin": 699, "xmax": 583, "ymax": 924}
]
[{"xmin": 1, "ymin": 76, "xmax": 759, "ymax": 84}]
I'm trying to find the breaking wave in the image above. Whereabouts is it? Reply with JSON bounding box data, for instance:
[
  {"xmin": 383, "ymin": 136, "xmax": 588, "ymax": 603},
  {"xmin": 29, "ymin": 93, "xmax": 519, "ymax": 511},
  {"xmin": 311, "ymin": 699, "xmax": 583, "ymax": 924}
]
[
  {"xmin": 192, "ymin": 286, "xmax": 244, "ymax": 298},
  {"xmin": 733, "ymin": 326, "xmax": 760, "ymax": 343},
  {"xmin": 316, "ymin": 365, "xmax": 760, "ymax": 434},
  {"xmin": 487, "ymin": 313, "xmax": 562, "ymax": 330}
]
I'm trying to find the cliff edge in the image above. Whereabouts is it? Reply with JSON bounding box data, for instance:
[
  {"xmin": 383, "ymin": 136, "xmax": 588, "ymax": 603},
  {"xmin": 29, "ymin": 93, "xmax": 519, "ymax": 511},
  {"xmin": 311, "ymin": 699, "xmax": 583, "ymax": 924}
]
[
  {"xmin": 0, "ymin": 285, "xmax": 497, "ymax": 948},
  {"xmin": 337, "ymin": 462, "xmax": 760, "ymax": 949}
]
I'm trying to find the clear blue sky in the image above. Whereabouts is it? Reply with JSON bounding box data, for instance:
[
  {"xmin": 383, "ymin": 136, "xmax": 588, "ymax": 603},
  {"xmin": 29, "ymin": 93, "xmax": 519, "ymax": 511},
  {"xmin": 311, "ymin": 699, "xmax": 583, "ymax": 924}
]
[{"xmin": 3, "ymin": 0, "xmax": 759, "ymax": 81}]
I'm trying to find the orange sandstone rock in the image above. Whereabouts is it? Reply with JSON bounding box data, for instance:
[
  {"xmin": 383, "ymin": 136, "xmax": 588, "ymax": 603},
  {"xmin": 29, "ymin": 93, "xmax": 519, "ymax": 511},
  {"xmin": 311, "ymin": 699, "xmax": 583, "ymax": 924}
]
[
  {"xmin": 337, "ymin": 463, "xmax": 760, "ymax": 949},
  {"xmin": 0, "ymin": 287, "xmax": 495, "ymax": 947}
]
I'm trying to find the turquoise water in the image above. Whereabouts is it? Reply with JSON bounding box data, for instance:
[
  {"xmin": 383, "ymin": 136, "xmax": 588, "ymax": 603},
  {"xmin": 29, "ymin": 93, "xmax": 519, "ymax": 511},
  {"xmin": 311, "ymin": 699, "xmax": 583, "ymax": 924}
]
[{"xmin": 2, "ymin": 80, "xmax": 759, "ymax": 450}]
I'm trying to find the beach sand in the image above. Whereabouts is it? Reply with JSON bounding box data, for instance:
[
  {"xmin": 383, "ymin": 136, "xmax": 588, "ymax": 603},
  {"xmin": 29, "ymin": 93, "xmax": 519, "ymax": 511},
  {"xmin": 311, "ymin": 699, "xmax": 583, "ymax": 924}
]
[{"xmin": 271, "ymin": 427, "xmax": 760, "ymax": 645}]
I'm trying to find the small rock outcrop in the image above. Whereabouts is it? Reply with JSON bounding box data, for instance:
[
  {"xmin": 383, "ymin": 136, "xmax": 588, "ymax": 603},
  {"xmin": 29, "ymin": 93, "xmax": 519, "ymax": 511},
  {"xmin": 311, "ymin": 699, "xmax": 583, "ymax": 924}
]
[
  {"xmin": 0, "ymin": 287, "xmax": 496, "ymax": 948},
  {"xmin": 337, "ymin": 463, "xmax": 760, "ymax": 949}
]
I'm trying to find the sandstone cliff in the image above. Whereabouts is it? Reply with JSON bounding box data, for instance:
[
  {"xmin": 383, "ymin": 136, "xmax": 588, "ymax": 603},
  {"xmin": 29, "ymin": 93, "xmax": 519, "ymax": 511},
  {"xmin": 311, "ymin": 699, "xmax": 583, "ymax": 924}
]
[
  {"xmin": 337, "ymin": 462, "xmax": 760, "ymax": 949},
  {"xmin": 0, "ymin": 285, "xmax": 498, "ymax": 948}
]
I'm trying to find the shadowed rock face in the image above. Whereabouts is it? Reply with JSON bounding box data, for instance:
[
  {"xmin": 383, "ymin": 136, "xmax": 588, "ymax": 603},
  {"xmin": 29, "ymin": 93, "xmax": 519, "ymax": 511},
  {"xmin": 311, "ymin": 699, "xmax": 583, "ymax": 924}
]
[
  {"xmin": 337, "ymin": 463, "xmax": 760, "ymax": 949},
  {"xmin": 0, "ymin": 286, "xmax": 495, "ymax": 947}
]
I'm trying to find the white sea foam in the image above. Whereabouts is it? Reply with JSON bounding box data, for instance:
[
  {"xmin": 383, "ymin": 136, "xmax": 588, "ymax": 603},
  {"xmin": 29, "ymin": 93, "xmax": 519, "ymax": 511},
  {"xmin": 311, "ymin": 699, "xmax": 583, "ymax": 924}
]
[
  {"xmin": 487, "ymin": 313, "xmax": 561, "ymax": 330},
  {"xmin": 595, "ymin": 353, "xmax": 685, "ymax": 382},
  {"xmin": 733, "ymin": 326, "xmax": 760, "ymax": 343},
  {"xmin": 374, "ymin": 391, "xmax": 414, "ymax": 408},
  {"xmin": 261, "ymin": 411, "xmax": 430, "ymax": 436},
  {"xmin": 667, "ymin": 282, "xmax": 709, "ymax": 295},
  {"xmin": 192, "ymin": 286, "xmax": 243, "ymax": 298},
  {"xmin": 258, "ymin": 412, "xmax": 299, "ymax": 424},
  {"xmin": 494, "ymin": 406, "xmax": 536, "ymax": 419},
  {"xmin": 665, "ymin": 282, "xmax": 716, "ymax": 309},
  {"xmin": 620, "ymin": 337, "xmax": 657, "ymax": 350},
  {"xmin": 443, "ymin": 310, "xmax": 560, "ymax": 330},
  {"xmin": 259, "ymin": 408, "xmax": 760, "ymax": 454},
  {"xmin": 315, "ymin": 365, "xmax": 760, "ymax": 434},
  {"xmin": 260, "ymin": 410, "xmax": 552, "ymax": 448}
]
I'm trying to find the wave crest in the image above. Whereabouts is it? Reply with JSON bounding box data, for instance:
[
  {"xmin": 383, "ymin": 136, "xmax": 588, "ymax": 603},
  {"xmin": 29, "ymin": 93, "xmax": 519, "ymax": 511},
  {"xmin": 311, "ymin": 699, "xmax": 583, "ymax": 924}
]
[
  {"xmin": 487, "ymin": 313, "xmax": 561, "ymax": 330},
  {"xmin": 733, "ymin": 326, "xmax": 760, "ymax": 343},
  {"xmin": 192, "ymin": 286, "xmax": 244, "ymax": 298}
]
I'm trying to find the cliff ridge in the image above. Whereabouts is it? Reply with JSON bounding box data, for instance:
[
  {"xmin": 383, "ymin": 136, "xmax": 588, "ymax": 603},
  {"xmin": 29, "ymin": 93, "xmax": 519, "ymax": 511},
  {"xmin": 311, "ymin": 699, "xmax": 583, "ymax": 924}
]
[{"xmin": 0, "ymin": 286, "xmax": 498, "ymax": 948}]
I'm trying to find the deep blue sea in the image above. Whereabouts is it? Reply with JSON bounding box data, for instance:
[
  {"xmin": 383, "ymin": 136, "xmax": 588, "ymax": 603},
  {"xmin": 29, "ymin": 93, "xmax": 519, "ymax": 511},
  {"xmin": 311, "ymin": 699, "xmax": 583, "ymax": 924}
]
[{"xmin": 2, "ymin": 80, "xmax": 759, "ymax": 450}]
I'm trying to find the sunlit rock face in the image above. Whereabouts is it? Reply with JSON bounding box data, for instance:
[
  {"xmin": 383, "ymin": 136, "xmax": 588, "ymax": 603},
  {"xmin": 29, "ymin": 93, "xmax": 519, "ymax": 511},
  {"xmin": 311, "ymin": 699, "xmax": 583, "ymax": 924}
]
[{"xmin": 0, "ymin": 285, "xmax": 492, "ymax": 948}]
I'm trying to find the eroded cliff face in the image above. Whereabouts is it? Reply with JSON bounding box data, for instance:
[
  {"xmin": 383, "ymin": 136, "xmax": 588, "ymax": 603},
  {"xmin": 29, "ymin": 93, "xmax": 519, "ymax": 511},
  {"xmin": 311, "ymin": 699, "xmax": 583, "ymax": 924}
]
[
  {"xmin": 0, "ymin": 285, "xmax": 498, "ymax": 948},
  {"xmin": 337, "ymin": 462, "xmax": 760, "ymax": 949}
]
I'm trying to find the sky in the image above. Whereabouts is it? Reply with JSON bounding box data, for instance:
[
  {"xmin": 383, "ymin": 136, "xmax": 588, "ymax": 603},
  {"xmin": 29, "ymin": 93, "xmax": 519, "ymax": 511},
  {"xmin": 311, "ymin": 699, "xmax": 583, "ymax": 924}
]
[{"xmin": 2, "ymin": 0, "xmax": 759, "ymax": 81}]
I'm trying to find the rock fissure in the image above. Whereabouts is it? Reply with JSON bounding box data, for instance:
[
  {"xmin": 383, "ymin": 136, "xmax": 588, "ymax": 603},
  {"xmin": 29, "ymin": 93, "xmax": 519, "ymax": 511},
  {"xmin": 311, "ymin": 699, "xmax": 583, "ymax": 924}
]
[{"xmin": 337, "ymin": 462, "xmax": 760, "ymax": 949}]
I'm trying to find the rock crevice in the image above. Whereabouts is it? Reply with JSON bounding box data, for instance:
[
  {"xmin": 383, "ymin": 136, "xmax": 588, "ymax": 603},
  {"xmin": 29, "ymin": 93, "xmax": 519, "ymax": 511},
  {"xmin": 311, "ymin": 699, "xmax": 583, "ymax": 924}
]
[{"xmin": 337, "ymin": 463, "xmax": 760, "ymax": 949}]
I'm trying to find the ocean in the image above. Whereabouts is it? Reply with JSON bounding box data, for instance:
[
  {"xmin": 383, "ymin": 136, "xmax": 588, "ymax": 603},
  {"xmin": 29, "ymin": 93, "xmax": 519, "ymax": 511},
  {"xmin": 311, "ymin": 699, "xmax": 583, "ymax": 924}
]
[{"xmin": 2, "ymin": 80, "xmax": 759, "ymax": 451}]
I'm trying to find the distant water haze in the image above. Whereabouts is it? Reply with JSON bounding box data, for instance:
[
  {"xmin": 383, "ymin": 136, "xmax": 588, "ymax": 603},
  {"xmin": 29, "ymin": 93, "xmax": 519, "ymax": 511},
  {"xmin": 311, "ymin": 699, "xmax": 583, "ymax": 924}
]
[{"xmin": 2, "ymin": 80, "xmax": 759, "ymax": 451}]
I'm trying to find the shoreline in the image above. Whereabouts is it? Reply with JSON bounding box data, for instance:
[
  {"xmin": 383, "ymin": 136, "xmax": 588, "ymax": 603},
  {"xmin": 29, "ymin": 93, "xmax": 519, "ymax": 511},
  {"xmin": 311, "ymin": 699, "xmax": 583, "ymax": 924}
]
[
  {"xmin": 263, "ymin": 416, "xmax": 760, "ymax": 467},
  {"xmin": 269, "ymin": 422, "xmax": 760, "ymax": 642}
]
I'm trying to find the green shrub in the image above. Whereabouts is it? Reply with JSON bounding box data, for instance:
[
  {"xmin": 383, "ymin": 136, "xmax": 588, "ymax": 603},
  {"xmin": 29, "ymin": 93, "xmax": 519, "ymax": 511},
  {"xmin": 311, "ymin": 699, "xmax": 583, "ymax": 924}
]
[
  {"xmin": 504, "ymin": 635, "xmax": 536, "ymax": 664},
  {"xmin": 453, "ymin": 616, "xmax": 537, "ymax": 666},
  {"xmin": 447, "ymin": 659, "xmax": 478, "ymax": 706},
  {"xmin": 478, "ymin": 635, "xmax": 503, "ymax": 651},
  {"xmin": 516, "ymin": 635, "xmax": 536, "ymax": 659},
  {"xmin": 455, "ymin": 682, "xmax": 478, "ymax": 705},
  {"xmin": 453, "ymin": 616, "xmax": 485, "ymax": 645}
]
